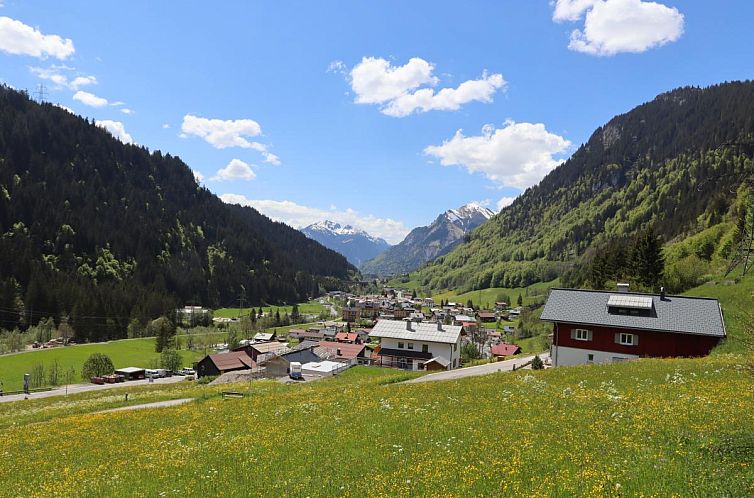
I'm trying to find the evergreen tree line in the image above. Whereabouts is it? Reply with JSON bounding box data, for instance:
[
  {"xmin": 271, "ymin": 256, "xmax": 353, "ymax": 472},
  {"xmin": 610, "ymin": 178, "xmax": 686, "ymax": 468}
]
[{"xmin": 0, "ymin": 86, "xmax": 355, "ymax": 341}]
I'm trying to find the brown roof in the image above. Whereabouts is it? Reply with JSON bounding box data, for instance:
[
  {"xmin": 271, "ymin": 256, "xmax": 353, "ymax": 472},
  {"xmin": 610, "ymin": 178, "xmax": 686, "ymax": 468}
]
[
  {"xmin": 478, "ymin": 312, "xmax": 497, "ymax": 318},
  {"xmin": 208, "ymin": 351, "xmax": 257, "ymax": 371},
  {"xmin": 335, "ymin": 332, "xmax": 358, "ymax": 342},
  {"xmin": 316, "ymin": 341, "xmax": 365, "ymax": 360}
]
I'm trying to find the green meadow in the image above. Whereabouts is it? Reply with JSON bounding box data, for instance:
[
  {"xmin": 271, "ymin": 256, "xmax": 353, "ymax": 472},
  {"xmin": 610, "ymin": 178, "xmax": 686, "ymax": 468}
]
[{"xmin": 0, "ymin": 356, "xmax": 752, "ymax": 496}]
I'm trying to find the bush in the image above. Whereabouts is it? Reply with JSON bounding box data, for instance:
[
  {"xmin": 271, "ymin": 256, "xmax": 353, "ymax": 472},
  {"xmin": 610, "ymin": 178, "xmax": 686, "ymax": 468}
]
[
  {"xmin": 81, "ymin": 353, "xmax": 114, "ymax": 380},
  {"xmin": 196, "ymin": 375, "xmax": 217, "ymax": 385}
]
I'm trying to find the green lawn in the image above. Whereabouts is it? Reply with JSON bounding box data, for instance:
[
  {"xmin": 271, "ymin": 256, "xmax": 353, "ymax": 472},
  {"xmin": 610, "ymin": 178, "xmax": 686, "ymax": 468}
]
[
  {"xmin": 0, "ymin": 338, "xmax": 202, "ymax": 392},
  {"xmin": 214, "ymin": 300, "xmax": 327, "ymax": 318},
  {"xmin": 432, "ymin": 279, "xmax": 559, "ymax": 309},
  {"xmin": 0, "ymin": 356, "xmax": 752, "ymax": 496}
]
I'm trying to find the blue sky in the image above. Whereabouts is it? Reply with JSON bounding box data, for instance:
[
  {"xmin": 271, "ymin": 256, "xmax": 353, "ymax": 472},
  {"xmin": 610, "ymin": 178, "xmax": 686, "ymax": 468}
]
[{"xmin": 1, "ymin": 1, "xmax": 753, "ymax": 243}]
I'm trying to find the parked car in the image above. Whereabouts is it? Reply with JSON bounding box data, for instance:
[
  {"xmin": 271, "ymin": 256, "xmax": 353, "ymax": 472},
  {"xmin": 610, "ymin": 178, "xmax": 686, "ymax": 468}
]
[
  {"xmin": 179, "ymin": 368, "xmax": 196, "ymax": 376},
  {"xmin": 145, "ymin": 369, "xmax": 158, "ymax": 378},
  {"xmin": 90, "ymin": 376, "xmax": 105, "ymax": 385}
]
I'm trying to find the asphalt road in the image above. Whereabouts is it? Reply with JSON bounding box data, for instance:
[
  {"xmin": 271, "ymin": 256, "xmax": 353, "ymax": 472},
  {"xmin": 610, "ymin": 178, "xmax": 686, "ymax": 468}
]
[
  {"xmin": 0, "ymin": 375, "xmax": 188, "ymax": 404},
  {"xmin": 404, "ymin": 352, "xmax": 550, "ymax": 384}
]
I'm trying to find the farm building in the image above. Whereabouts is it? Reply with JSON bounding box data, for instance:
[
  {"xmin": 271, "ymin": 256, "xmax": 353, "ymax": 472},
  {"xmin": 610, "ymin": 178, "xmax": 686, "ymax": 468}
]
[
  {"xmin": 478, "ymin": 312, "xmax": 497, "ymax": 323},
  {"xmin": 253, "ymin": 331, "xmax": 277, "ymax": 342},
  {"xmin": 196, "ymin": 351, "xmax": 256, "ymax": 378},
  {"xmin": 316, "ymin": 341, "xmax": 367, "ymax": 365},
  {"xmin": 540, "ymin": 287, "xmax": 726, "ymax": 367},
  {"xmin": 264, "ymin": 348, "xmax": 323, "ymax": 377},
  {"xmin": 369, "ymin": 319, "xmax": 463, "ymax": 371},
  {"xmin": 233, "ymin": 342, "xmax": 290, "ymax": 363}
]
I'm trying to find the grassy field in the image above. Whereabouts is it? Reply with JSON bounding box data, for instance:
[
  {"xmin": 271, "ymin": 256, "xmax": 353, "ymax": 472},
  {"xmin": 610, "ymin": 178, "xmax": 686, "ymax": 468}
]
[
  {"xmin": 0, "ymin": 356, "xmax": 752, "ymax": 496},
  {"xmin": 683, "ymin": 270, "xmax": 754, "ymax": 353},
  {"xmin": 214, "ymin": 300, "xmax": 327, "ymax": 318},
  {"xmin": 432, "ymin": 279, "xmax": 559, "ymax": 309},
  {"xmin": 0, "ymin": 338, "xmax": 202, "ymax": 392}
]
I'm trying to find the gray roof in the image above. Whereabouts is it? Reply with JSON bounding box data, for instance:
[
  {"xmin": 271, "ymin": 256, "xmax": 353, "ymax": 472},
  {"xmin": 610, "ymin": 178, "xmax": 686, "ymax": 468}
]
[
  {"xmin": 369, "ymin": 320, "xmax": 462, "ymax": 344},
  {"xmin": 540, "ymin": 288, "xmax": 726, "ymax": 338}
]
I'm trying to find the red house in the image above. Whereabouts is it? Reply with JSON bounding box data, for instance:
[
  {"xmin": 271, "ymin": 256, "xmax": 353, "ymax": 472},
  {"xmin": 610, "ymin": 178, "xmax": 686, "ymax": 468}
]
[{"xmin": 540, "ymin": 287, "xmax": 725, "ymax": 366}]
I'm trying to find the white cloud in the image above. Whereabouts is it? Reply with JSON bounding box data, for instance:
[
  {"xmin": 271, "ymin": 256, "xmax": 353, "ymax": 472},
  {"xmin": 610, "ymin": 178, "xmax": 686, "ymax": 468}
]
[
  {"xmin": 553, "ymin": 0, "xmax": 684, "ymax": 56},
  {"xmin": 348, "ymin": 56, "xmax": 505, "ymax": 117},
  {"xmin": 95, "ymin": 120, "xmax": 133, "ymax": 144},
  {"xmin": 162, "ymin": 123, "xmax": 170, "ymax": 129},
  {"xmin": 29, "ymin": 66, "xmax": 98, "ymax": 91},
  {"xmin": 181, "ymin": 114, "xmax": 280, "ymax": 164},
  {"xmin": 0, "ymin": 16, "xmax": 74, "ymax": 60},
  {"xmin": 120, "ymin": 108, "xmax": 133, "ymax": 115},
  {"xmin": 73, "ymin": 90, "xmax": 108, "ymax": 107},
  {"xmin": 496, "ymin": 196, "xmax": 516, "ymax": 211},
  {"xmin": 424, "ymin": 121, "xmax": 571, "ymax": 189},
  {"xmin": 327, "ymin": 60, "xmax": 346, "ymax": 74},
  {"xmin": 210, "ymin": 159, "xmax": 256, "ymax": 181},
  {"xmin": 220, "ymin": 194, "xmax": 409, "ymax": 244},
  {"xmin": 69, "ymin": 75, "xmax": 97, "ymax": 90},
  {"xmin": 192, "ymin": 170, "xmax": 204, "ymax": 183},
  {"xmin": 53, "ymin": 103, "xmax": 74, "ymax": 114}
]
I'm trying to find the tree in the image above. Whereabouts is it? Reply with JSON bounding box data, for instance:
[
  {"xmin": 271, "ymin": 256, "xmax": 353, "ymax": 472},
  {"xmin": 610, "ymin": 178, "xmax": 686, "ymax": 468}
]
[
  {"xmin": 517, "ymin": 294, "xmax": 523, "ymax": 307},
  {"xmin": 226, "ymin": 328, "xmax": 240, "ymax": 350},
  {"xmin": 291, "ymin": 303, "xmax": 301, "ymax": 323},
  {"xmin": 160, "ymin": 348, "xmax": 182, "ymax": 373},
  {"xmin": 127, "ymin": 318, "xmax": 143, "ymax": 339},
  {"xmin": 631, "ymin": 228, "xmax": 665, "ymax": 291},
  {"xmin": 47, "ymin": 359, "xmax": 62, "ymax": 386},
  {"xmin": 151, "ymin": 316, "xmax": 176, "ymax": 353},
  {"xmin": 58, "ymin": 317, "xmax": 74, "ymax": 344},
  {"xmin": 466, "ymin": 299, "xmax": 474, "ymax": 310},
  {"xmin": 81, "ymin": 353, "xmax": 114, "ymax": 380},
  {"xmin": 461, "ymin": 342, "xmax": 481, "ymax": 362},
  {"xmin": 531, "ymin": 355, "xmax": 544, "ymax": 370}
]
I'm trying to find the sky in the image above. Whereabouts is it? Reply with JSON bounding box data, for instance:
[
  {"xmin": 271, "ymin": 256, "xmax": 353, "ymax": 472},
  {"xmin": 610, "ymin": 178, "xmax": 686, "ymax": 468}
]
[{"xmin": 0, "ymin": 1, "xmax": 753, "ymax": 244}]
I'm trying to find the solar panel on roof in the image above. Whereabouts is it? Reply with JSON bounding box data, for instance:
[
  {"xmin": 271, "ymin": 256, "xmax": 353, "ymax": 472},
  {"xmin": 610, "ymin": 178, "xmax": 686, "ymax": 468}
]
[{"xmin": 607, "ymin": 295, "xmax": 653, "ymax": 309}]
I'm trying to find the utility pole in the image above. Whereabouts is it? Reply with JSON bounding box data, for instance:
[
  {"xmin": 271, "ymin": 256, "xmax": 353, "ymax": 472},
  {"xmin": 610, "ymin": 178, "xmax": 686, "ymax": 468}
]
[
  {"xmin": 238, "ymin": 286, "xmax": 246, "ymax": 318},
  {"xmin": 34, "ymin": 83, "xmax": 48, "ymax": 102}
]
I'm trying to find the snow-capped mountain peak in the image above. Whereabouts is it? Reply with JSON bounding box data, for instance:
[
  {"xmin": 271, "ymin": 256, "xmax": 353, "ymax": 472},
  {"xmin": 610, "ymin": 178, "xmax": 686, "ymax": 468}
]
[
  {"xmin": 444, "ymin": 203, "xmax": 494, "ymax": 227},
  {"xmin": 300, "ymin": 221, "xmax": 390, "ymax": 266}
]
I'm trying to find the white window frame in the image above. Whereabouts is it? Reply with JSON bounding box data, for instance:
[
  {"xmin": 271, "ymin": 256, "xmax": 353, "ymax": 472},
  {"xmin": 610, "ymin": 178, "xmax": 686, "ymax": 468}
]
[
  {"xmin": 618, "ymin": 333, "xmax": 634, "ymax": 346},
  {"xmin": 398, "ymin": 342, "xmax": 404, "ymax": 349},
  {"xmin": 573, "ymin": 329, "xmax": 592, "ymax": 341},
  {"xmin": 408, "ymin": 343, "xmax": 414, "ymax": 350}
]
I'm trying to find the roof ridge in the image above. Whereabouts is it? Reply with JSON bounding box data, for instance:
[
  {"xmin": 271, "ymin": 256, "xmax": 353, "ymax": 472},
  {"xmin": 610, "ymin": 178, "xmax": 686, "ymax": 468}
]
[{"xmin": 549, "ymin": 287, "xmax": 721, "ymax": 301}]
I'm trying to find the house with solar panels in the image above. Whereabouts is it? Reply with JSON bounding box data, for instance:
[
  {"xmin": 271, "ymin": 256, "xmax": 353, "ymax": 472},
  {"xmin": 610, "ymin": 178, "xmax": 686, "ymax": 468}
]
[
  {"xmin": 369, "ymin": 319, "xmax": 463, "ymax": 371},
  {"xmin": 540, "ymin": 285, "xmax": 726, "ymax": 367}
]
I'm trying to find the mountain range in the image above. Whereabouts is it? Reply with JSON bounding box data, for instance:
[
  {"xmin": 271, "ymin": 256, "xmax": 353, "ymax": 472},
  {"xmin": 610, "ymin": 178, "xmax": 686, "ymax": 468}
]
[
  {"xmin": 360, "ymin": 203, "xmax": 494, "ymax": 277},
  {"xmin": 412, "ymin": 81, "xmax": 754, "ymax": 294},
  {"xmin": 300, "ymin": 221, "xmax": 390, "ymax": 267},
  {"xmin": 0, "ymin": 86, "xmax": 354, "ymax": 341}
]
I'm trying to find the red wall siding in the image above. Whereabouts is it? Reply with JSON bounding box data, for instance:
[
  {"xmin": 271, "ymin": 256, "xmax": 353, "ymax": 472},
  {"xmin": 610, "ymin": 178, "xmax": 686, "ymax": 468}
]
[{"xmin": 553, "ymin": 323, "xmax": 720, "ymax": 358}]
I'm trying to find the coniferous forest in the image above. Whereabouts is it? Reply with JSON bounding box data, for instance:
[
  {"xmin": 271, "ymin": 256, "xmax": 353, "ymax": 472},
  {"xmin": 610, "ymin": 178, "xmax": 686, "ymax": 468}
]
[{"xmin": 0, "ymin": 86, "xmax": 355, "ymax": 341}]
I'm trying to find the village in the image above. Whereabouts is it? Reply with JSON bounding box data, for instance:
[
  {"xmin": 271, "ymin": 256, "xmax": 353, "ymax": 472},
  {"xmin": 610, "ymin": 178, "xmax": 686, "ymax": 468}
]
[{"xmin": 132, "ymin": 282, "xmax": 725, "ymax": 387}]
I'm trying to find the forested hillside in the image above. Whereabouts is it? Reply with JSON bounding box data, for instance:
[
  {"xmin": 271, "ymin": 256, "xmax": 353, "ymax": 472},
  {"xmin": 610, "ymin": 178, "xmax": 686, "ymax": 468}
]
[
  {"xmin": 0, "ymin": 86, "xmax": 354, "ymax": 341},
  {"xmin": 414, "ymin": 82, "xmax": 754, "ymax": 293}
]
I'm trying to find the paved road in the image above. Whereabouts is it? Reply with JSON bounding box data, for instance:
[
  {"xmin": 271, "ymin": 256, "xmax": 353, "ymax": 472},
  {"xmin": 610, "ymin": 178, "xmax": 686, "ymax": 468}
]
[
  {"xmin": 0, "ymin": 375, "xmax": 188, "ymax": 404},
  {"xmin": 97, "ymin": 398, "xmax": 194, "ymax": 413},
  {"xmin": 404, "ymin": 352, "xmax": 550, "ymax": 384}
]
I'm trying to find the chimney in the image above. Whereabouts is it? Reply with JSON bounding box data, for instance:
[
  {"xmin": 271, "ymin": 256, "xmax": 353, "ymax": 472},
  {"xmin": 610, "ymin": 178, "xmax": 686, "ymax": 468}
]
[
  {"xmin": 617, "ymin": 283, "xmax": 630, "ymax": 293},
  {"xmin": 437, "ymin": 321, "xmax": 443, "ymax": 331},
  {"xmin": 405, "ymin": 318, "xmax": 412, "ymax": 331}
]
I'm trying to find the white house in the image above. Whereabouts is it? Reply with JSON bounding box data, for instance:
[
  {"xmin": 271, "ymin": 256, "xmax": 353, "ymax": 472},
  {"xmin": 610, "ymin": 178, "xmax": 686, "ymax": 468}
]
[{"xmin": 369, "ymin": 319, "xmax": 463, "ymax": 371}]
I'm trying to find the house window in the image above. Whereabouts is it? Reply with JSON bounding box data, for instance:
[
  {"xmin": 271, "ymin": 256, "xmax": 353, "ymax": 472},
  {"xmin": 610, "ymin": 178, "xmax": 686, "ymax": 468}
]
[
  {"xmin": 618, "ymin": 333, "xmax": 635, "ymax": 346},
  {"xmin": 398, "ymin": 342, "xmax": 404, "ymax": 349},
  {"xmin": 573, "ymin": 329, "xmax": 592, "ymax": 341},
  {"xmin": 408, "ymin": 343, "xmax": 414, "ymax": 350},
  {"xmin": 587, "ymin": 353, "xmax": 594, "ymax": 362},
  {"xmin": 422, "ymin": 344, "xmax": 429, "ymax": 353}
]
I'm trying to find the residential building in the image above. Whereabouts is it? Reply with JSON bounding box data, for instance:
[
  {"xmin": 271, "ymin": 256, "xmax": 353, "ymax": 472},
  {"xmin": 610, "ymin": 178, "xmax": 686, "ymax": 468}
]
[
  {"xmin": 316, "ymin": 341, "xmax": 367, "ymax": 365},
  {"xmin": 490, "ymin": 343, "xmax": 522, "ymax": 358},
  {"xmin": 540, "ymin": 287, "xmax": 726, "ymax": 367},
  {"xmin": 342, "ymin": 307, "xmax": 361, "ymax": 322},
  {"xmin": 264, "ymin": 348, "xmax": 323, "ymax": 377},
  {"xmin": 369, "ymin": 319, "xmax": 463, "ymax": 371}
]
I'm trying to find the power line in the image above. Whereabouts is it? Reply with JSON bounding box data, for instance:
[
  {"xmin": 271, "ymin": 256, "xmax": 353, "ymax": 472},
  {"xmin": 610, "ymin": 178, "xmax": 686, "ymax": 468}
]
[{"xmin": 34, "ymin": 83, "xmax": 48, "ymax": 102}]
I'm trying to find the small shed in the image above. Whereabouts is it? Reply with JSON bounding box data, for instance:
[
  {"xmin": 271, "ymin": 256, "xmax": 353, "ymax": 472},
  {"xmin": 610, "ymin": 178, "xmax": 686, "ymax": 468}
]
[{"xmin": 422, "ymin": 357, "xmax": 450, "ymax": 371}]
